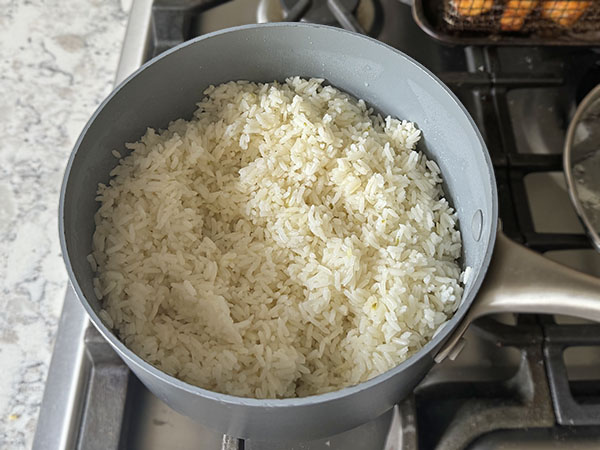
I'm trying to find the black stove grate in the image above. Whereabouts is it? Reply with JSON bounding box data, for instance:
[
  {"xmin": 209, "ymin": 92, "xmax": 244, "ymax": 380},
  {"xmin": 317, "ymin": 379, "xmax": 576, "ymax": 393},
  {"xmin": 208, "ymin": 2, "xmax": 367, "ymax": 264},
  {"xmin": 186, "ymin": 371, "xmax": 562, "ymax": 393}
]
[
  {"xmin": 413, "ymin": 317, "xmax": 556, "ymax": 450},
  {"xmin": 543, "ymin": 319, "xmax": 600, "ymax": 426}
]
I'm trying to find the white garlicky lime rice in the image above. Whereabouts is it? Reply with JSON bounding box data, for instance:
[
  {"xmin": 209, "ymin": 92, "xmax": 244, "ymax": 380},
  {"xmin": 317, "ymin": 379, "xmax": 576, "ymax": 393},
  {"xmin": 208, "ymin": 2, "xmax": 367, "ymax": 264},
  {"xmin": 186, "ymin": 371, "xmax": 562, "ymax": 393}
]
[{"xmin": 89, "ymin": 77, "xmax": 464, "ymax": 399}]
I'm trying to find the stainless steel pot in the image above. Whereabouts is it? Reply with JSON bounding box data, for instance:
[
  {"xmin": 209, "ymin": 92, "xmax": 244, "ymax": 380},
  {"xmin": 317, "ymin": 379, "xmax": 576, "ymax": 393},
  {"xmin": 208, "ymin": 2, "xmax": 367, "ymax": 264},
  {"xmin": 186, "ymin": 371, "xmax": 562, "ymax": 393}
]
[
  {"xmin": 59, "ymin": 23, "xmax": 600, "ymax": 440},
  {"xmin": 564, "ymin": 83, "xmax": 600, "ymax": 253}
]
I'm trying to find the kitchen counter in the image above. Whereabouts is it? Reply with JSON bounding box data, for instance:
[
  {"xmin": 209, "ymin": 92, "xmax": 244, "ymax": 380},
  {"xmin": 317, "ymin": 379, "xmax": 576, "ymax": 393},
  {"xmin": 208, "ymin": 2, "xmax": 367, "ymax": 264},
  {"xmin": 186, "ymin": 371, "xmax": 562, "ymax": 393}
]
[{"xmin": 0, "ymin": 1, "xmax": 128, "ymax": 447}]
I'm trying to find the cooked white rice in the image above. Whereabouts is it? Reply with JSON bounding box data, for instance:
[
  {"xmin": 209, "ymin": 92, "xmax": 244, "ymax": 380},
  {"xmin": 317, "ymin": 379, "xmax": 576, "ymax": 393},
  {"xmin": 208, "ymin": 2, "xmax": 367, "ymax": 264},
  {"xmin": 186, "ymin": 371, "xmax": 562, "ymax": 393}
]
[{"xmin": 90, "ymin": 77, "xmax": 463, "ymax": 398}]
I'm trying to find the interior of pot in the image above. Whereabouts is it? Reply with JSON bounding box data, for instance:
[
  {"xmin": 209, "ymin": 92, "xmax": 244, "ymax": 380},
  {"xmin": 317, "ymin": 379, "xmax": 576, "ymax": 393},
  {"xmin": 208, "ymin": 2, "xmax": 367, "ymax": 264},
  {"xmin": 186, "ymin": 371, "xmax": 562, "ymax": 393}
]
[{"xmin": 60, "ymin": 23, "xmax": 497, "ymax": 390}]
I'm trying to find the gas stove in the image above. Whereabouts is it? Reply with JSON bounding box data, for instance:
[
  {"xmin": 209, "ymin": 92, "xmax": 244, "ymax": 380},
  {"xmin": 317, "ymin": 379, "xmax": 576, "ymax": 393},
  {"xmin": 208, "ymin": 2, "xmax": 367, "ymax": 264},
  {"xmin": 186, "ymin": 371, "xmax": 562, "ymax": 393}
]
[{"xmin": 34, "ymin": 1, "xmax": 600, "ymax": 449}]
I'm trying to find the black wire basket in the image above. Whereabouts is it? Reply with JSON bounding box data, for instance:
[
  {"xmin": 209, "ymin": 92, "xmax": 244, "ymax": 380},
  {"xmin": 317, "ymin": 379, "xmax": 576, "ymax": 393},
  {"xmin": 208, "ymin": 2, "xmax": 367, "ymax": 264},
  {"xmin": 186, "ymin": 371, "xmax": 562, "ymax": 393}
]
[{"xmin": 413, "ymin": 0, "xmax": 600, "ymax": 45}]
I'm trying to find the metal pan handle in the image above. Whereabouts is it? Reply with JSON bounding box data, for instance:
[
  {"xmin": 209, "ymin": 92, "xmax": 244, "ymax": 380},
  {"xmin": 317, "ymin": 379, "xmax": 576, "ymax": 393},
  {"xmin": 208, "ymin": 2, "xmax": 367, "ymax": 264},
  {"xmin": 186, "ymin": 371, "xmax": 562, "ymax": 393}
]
[{"xmin": 435, "ymin": 230, "xmax": 600, "ymax": 362}]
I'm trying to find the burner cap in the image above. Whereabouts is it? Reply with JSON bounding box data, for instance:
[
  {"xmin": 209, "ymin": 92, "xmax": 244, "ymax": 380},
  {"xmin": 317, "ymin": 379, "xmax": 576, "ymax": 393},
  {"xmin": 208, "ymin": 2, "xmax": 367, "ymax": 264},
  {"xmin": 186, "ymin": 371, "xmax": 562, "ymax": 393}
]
[{"xmin": 281, "ymin": 0, "xmax": 360, "ymax": 25}]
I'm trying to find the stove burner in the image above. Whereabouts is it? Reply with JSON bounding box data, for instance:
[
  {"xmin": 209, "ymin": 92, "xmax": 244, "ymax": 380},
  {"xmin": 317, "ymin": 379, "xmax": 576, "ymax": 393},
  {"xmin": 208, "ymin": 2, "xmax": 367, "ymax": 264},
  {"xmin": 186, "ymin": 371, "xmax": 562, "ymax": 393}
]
[{"xmin": 281, "ymin": 0, "xmax": 359, "ymax": 27}]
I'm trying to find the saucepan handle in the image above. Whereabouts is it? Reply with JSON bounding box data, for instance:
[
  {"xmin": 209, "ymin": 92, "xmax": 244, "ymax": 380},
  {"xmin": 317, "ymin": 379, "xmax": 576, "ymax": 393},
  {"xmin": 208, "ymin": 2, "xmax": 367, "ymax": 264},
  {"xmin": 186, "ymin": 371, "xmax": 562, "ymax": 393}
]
[{"xmin": 435, "ymin": 230, "xmax": 600, "ymax": 362}]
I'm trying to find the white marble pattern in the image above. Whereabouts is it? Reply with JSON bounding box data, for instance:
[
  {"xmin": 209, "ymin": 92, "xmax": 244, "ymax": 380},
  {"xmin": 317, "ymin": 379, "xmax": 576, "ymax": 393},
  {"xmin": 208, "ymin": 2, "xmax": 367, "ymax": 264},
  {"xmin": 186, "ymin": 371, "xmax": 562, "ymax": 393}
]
[{"xmin": 0, "ymin": 1, "xmax": 128, "ymax": 447}]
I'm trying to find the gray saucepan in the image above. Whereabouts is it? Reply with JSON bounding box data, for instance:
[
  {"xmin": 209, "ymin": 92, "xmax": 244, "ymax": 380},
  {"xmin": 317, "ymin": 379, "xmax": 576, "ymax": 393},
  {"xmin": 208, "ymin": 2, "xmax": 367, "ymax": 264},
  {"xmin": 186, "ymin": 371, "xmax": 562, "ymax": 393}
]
[{"xmin": 59, "ymin": 23, "xmax": 600, "ymax": 440}]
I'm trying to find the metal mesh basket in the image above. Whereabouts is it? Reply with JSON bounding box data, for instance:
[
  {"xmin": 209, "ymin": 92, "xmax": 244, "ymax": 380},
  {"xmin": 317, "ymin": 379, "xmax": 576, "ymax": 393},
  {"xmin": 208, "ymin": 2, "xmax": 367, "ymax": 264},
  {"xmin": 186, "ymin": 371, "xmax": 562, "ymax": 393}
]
[{"xmin": 443, "ymin": 0, "xmax": 600, "ymax": 35}]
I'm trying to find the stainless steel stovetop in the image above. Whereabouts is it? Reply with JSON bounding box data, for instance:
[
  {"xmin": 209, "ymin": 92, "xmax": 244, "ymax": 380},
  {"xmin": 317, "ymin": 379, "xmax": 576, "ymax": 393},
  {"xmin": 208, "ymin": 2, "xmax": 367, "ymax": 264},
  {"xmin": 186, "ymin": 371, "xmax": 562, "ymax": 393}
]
[{"xmin": 34, "ymin": 1, "xmax": 600, "ymax": 449}]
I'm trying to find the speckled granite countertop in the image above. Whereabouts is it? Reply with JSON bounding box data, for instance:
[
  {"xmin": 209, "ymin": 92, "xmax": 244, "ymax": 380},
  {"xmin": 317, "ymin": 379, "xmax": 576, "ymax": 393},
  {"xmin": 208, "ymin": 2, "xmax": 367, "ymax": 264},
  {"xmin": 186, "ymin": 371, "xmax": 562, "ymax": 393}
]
[{"xmin": 0, "ymin": 1, "xmax": 128, "ymax": 447}]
